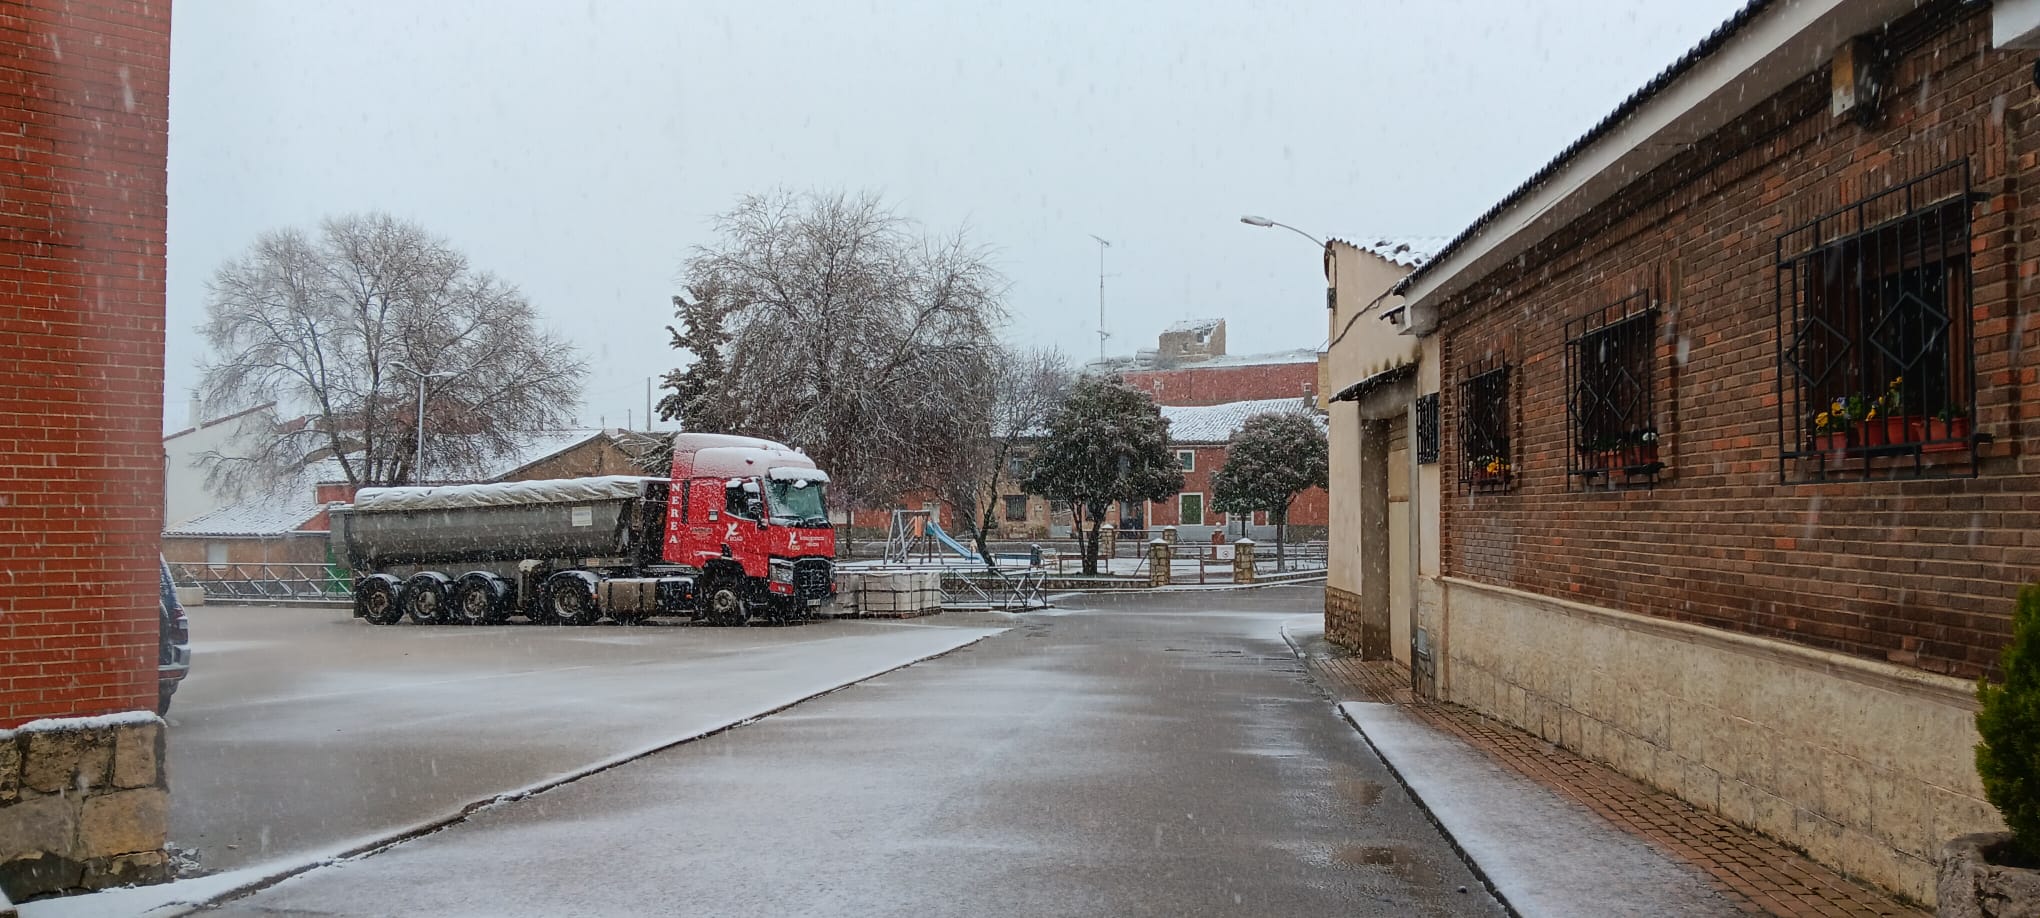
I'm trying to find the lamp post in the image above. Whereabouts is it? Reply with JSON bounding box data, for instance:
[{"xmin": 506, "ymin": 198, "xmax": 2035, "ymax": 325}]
[
  {"xmin": 389, "ymin": 361, "xmax": 459, "ymax": 483},
  {"xmin": 1238, "ymin": 214, "xmax": 1326, "ymax": 248}
]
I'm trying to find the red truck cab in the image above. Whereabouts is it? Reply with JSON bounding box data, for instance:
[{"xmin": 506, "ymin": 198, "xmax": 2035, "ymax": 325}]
[{"xmin": 664, "ymin": 434, "xmax": 837, "ymax": 619}]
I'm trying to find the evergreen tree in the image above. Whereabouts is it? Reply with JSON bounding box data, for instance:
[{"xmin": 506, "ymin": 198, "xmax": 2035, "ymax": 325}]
[
  {"xmin": 656, "ymin": 283, "xmax": 733, "ymax": 432},
  {"xmin": 1022, "ymin": 376, "xmax": 1183, "ymax": 575},
  {"xmin": 1210, "ymin": 411, "xmax": 1328, "ymax": 571},
  {"xmin": 1977, "ymin": 583, "xmax": 2040, "ymax": 858}
]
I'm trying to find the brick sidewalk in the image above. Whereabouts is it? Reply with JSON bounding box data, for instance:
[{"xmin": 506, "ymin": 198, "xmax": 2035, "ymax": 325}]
[{"xmin": 1306, "ymin": 654, "xmax": 1927, "ymax": 918}]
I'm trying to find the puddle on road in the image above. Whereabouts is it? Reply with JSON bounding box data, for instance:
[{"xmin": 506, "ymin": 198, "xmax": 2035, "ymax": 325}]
[
  {"xmin": 1336, "ymin": 777, "xmax": 1383, "ymax": 806},
  {"xmin": 1331, "ymin": 843, "xmax": 1441, "ymax": 885}
]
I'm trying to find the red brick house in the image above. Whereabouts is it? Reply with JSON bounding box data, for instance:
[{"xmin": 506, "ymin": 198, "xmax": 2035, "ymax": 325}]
[
  {"xmin": 1328, "ymin": 0, "xmax": 2040, "ymax": 903},
  {"xmin": 1142, "ymin": 398, "xmax": 1329, "ymax": 540},
  {"xmin": 0, "ymin": 0, "xmax": 176, "ymax": 899}
]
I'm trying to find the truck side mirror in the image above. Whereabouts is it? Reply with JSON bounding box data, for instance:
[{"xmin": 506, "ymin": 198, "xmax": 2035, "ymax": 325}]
[
  {"xmin": 746, "ymin": 498, "xmax": 764, "ymax": 519},
  {"xmin": 708, "ymin": 509, "xmax": 719, "ymax": 521}
]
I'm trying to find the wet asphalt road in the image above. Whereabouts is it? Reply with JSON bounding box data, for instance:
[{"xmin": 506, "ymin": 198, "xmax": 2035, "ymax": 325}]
[
  {"xmin": 210, "ymin": 586, "xmax": 1503, "ymax": 917},
  {"xmin": 166, "ymin": 605, "xmax": 999, "ymax": 873}
]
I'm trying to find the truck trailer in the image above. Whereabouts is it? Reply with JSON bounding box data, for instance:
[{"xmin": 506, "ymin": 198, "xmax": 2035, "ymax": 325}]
[{"xmin": 329, "ymin": 434, "xmax": 837, "ymax": 626}]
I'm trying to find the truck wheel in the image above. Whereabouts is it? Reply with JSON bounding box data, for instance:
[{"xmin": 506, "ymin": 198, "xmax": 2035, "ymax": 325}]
[
  {"xmin": 451, "ymin": 573, "xmax": 510, "ymax": 626},
  {"xmin": 545, "ymin": 573, "xmax": 602, "ymax": 626},
  {"xmin": 403, "ymin": 573, "xmax": 451, "ymax": 625},
  {"xmin": 356, "ymin": 575, "xmax": 404, "ymax": 625},
  {"xmin": 703, "ymin": 579, "xmax": 751, "ymax": 627}
]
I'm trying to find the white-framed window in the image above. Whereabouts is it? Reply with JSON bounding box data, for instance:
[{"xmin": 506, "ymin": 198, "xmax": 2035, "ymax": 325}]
[
  {"xmin": 1179, "ymin": 492, "xmax": 1204, "ymax": 526},
  {"xmin": 1177, "ymin": 450, "xmax": 1194, "ymax": 471}
]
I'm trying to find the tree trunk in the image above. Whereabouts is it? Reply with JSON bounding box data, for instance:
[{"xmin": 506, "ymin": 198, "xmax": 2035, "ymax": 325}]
[
  {"xmin": 1073, "ymin": 501, "xmax": 1101, "ymax": 575},
  {"xmin": 1274, "ymin": 502, "xmax": 1288, "ymax": 572}
]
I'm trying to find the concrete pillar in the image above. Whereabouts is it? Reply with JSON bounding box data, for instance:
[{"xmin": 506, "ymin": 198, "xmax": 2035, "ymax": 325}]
[
  {"xmin": 1100, "ymin": 523, "xmax": 1116, "ymax": 559},
  {"xmin": 1148, "ymin": 539, "xmax": 1171, "ymax": 587},
  {"xmin": 1233, "ymin": 539, "xmax": 1257, "ymax": 583},
  {"xmin": 1357, "ymin": 419, "xmax": 1393, "ymax": 659}
]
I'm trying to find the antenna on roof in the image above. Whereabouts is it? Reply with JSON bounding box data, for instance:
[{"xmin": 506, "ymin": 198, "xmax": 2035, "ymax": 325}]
[{"xmin": 1089, "ymin": 234, "xmax": 1112, "ymax": 362}]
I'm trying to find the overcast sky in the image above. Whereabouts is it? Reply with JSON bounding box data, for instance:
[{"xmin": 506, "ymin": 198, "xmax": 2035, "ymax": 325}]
[{"xmin": 165, "ymin": 0, "xmax": 1746, "ymax": 431}]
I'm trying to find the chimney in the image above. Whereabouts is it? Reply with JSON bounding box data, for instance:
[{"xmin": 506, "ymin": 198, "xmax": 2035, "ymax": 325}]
[{"xmin": 187, "ymin": 396, "xmax": 203, "ymax": 428}]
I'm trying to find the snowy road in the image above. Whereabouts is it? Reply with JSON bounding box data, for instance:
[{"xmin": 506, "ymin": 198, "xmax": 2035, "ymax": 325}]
[
  {"xmin": 197, "ymin": 587, "xmax": 1502, "ymax": 917},
  {"xmin": 164, "ymin": 606, "xmax": 1003, "ymax": 875}
]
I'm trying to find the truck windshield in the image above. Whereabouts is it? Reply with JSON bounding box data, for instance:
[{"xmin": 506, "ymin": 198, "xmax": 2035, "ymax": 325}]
[{"xmin": 766, "ymin": 479, "xmax": 829, "ymax": 527}]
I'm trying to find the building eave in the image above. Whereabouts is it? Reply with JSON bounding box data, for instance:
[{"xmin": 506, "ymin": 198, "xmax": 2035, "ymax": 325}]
[{"xmin": 1401, "ymin": 0, "xmax": 1926, "ymax": 335}]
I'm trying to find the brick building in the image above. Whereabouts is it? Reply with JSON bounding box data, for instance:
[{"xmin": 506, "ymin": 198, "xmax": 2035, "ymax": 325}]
[
  {"xmin": 0, "ymin": 0, "xmax": 176, "ymax": 900},
  {"xmin": 1324, "ymin": 0, "xmax": 2040, "ymax": 904},
  {"xmin": 850, "ymin": 323, "xmax": 1334, "ymax": 544},
  {"xmin": 1142, "ymin": 397, "xmax": 1329, "ymax": 540}
]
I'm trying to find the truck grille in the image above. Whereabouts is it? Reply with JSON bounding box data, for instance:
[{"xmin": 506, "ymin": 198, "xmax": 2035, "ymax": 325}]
[{"xmin": 793, "ymin": 559, "xmax": 833, "ymax": 600}]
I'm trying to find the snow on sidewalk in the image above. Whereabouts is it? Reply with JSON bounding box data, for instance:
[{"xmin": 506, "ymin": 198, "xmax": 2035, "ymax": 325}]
[{"xmin": 1338, "ymin": 701, "xmax": 1742, "ymax": 918}]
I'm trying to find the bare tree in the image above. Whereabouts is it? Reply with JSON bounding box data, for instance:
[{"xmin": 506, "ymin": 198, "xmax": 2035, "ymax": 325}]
[
  {"xmin": 671, "ymin": 190, "xmax": 1006, "ymax": 524},
  {"xmin": 939, "ymin": 346, "xmax": 1072, "ymax": 567},
  {"xmin": 196, "ymin": 212, "xmax": 587, "ymax": 493}
]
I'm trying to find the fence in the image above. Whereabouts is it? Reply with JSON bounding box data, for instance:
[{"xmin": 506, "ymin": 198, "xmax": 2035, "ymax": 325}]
[{"xmin": 170, "ymin": 562, "xmax": 353, "ymax": 603}]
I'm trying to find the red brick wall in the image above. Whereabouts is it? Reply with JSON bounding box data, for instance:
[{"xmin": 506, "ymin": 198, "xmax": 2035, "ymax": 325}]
[
  {"xmin": 1122, "ymin": 360, "xmax": 1318, "ymax": 406},
  {"xmin": 0, "ymin": 1, "xmax": 171, "ymax": 727},
  {"xmin": 1146, "ymin": 444, "xmax": 1327, "ymax": 528},
  {"xmin": 1434, "ymin": 5, "xmax": 2036, "ymax": 679}
]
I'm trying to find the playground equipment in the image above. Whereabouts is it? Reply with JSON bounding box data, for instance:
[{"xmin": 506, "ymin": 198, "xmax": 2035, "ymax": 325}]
[{"xmin": 883, "ymin": 509, "xmax": 981, "ymax": 565}]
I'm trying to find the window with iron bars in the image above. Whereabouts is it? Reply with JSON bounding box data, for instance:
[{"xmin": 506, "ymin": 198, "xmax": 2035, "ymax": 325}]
[
  {"xmin": 1777, "ymin": 161, "xmax": 1982, "ymax": 481},
  {"xmin": 1566, "ymin": 293, "xmax": 1660, "ymax": 489},
  {"xmin": 1457, "ymin": 357, "xmax": 1511, "ymax": 493},
  {"xmin": 1415, "ymin": 392, "xmax": 1439, "ymax": 465}
]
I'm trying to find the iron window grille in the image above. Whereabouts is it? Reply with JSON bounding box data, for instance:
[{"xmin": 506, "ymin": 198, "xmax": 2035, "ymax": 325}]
[
  {"xmin": 1565, "ymin": 293, "xmax": 1661, "ymax": 489},
  {"xmin": 1457, "ymin": 356, "xmax": 1512, "ymax": 493},
  {"xmin": 1415, "ymin": 392, "xmax": 1440, "ymax": 465},
  {"xmin": 1776, "ymin": 161, "xmax": 1983, "ymax": 482}
]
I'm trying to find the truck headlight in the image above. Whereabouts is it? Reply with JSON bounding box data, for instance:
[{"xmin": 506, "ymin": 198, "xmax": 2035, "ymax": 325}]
[{"xmin": 769, "ymin": 561, "xmax": 794, "ymax": 584}]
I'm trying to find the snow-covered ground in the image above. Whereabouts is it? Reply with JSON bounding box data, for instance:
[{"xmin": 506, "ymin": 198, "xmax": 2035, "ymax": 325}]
[
  {"xmin": 23, "ymin": 606, "xmax": 1002, "ymax": 917},
  {"xmin": 1337, "ymin": 702, "xmax": 1740, "ymax": 917}
]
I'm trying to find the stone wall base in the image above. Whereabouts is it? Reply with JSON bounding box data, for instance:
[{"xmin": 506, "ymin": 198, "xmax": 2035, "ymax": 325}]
[
  {"xmin": 1439, "ymin": 577, "xmax": 1998, "ymax": 907},
  {"xmin": 0, "ymin": 714, "xmax": 169, "ymax": 902},
  {"xmin": 1326, "ymin": 585, "xmax": 1389, "ymax": 658}
]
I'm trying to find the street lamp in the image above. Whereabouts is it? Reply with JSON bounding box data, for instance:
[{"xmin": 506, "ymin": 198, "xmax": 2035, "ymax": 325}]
[
  {"xmin": 1239, "ymin": 214, "xmax": 1326, "ymax": 248},
  {"xmin": 389, "ymin": 360, "xmax": 459, "ymax": 483}
]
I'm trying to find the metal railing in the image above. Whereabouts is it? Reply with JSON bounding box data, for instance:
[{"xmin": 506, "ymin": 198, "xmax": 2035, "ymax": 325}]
[
  {"xmin": 938, "ymin": 567, "xmax": 1049, "ymax": 612},
  {"xmin": 170, "ymin": 562, "xmax": 354, "ymax": 602}
]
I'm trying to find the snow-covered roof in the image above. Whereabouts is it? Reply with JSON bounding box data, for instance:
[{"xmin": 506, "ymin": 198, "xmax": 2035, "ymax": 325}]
[
  {"xmin": 1162, "ymin": 347, "xmax": 1321, "ymax": 370},
  {"xmin": 1164, "ymin": 317, "xmax": 1223, "ymax": 335},
  {"xmin": 163, "ymin": 459, "xmax": 348, "ymax": 538},
  {"xmin": 1162, "ymin": 397, "xmax": 1325, "ymax": 444},
  {"xmin": 1338, "ymin": 237, "xmax": 1451, "ymax": 269}
]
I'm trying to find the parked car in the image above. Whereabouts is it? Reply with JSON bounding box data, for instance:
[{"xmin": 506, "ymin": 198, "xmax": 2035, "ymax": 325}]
[{"xmin": 158, "ymin": 557, "xmax": 191, "ymax": 714}]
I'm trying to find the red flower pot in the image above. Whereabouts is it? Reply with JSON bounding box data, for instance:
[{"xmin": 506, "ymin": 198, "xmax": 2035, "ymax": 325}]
[
  {"xmin": 1856, "ymin": 416, "xmax": 1911, "ymax": 447},
  {"xmin": 1621, "ymin": 444, "xmax": 1659, "ymax": 468},
  {"xmin": 1913, "ymin": 416, "xmax": 1972, "ymax": 453}
]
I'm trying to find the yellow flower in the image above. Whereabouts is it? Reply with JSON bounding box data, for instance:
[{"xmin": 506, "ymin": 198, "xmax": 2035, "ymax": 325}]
[
  {"xmin": 1866, "ymin": 407, "xmax": 1877, "ymax": 420},
  {"xmin": 1815, "ymin": 411, "xmax": 1830, "ymax": 428},
  {"xmin": 1889, "ymin": 376, "xmax": 1904, "ymax": 389}
]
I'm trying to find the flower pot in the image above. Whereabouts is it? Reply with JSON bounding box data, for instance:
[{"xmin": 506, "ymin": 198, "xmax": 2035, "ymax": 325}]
[
  {"xmin": 1472, "ymin": 469, "xmax": 1510, "ymax": 488},
  {"xmin": 1591, "ymin": 450, "xmax": 1621, "ymax": 471},
  {"xmin": 1914, "ymin": 416, "xmax": 1973, "ymax": 454},
  {"xmin": 1621, "ymin": 444, "xmax": 1659, "ymax": 469},
  {"xmin": 1813, "ymin": 431, "xmax": 1852, "ymax": 454},
  {"xmin": 1937, "ymin": 832, "xmax": 2040, "ymax": 917},
  {"xmin": 1856, "ymin": 416, "xmax": 1912, "ymax": 447}
]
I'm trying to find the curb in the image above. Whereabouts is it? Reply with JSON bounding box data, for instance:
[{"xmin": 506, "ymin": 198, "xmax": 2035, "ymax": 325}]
[
  {"xmin": 1335, "ymin": 704, "xmax": 1522, "ymax": 918},
  {"xmin": 1051, "ymin": 574, "xmax": 1327, "ymax": 596},
  {"xmin": 159, "ymin": 630, "xmax": 1004, "ymax": 916},
  {"xmin": 1276, "ymin": 622, "xmax": 1520, "ymax": 917}
]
